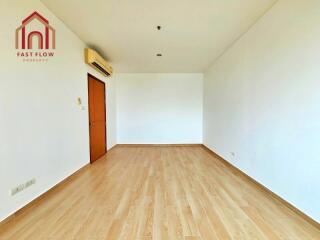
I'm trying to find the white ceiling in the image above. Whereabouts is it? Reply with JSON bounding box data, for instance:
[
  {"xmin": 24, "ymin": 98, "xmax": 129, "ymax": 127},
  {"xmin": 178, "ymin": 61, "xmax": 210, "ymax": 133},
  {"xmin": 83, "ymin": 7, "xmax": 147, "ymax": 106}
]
[{"xmin": 42, "ymin": 0, "xmax": 276, "ymax": 73}]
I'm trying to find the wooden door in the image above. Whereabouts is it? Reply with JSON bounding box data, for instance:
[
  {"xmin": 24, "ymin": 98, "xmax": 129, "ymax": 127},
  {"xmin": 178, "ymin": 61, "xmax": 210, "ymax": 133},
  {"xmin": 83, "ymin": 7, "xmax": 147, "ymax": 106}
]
[{"xmin": 88, "ymin": 74, "xmax": 106, "ymax": 163}]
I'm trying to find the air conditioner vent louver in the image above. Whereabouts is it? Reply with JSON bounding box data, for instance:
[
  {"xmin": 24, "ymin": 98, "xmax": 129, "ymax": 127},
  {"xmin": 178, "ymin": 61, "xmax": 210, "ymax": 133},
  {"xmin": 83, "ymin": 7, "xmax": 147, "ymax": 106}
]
[
  {"xmin": 92, "ymin": 62, "xmax": 110, "ymax": 76},
  {"xmin": 85, "ymin": 48, "xmax": 113, "ymax": 77}
]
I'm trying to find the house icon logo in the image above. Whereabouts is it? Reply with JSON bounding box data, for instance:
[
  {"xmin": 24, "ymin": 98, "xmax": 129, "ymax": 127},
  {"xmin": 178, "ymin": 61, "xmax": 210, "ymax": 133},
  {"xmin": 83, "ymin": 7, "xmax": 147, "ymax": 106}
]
[{"xmin": 15, "ymin": 11, "xmax": 56, "ymax": 50}]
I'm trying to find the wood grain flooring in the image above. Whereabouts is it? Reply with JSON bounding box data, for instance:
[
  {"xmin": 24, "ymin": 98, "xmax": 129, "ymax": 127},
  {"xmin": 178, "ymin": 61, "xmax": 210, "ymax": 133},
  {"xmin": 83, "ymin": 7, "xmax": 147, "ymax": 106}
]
[{"xmin": 0, "ymin": 146, "xmax": 319, "ymax": 240}]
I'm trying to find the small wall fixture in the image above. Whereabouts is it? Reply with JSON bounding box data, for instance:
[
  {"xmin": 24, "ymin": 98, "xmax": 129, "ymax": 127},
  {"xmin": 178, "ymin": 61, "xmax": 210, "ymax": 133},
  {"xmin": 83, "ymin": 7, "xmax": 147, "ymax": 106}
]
[{"xmin": 156, "ymin": 53, "xmax": 162, "ymax": 57}]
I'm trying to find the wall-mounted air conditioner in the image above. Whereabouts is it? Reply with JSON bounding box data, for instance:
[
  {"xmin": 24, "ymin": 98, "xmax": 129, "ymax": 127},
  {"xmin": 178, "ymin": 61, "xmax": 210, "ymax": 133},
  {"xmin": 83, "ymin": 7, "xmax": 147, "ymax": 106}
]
[{"xmin": 85, "ymin": 48, "xmax": 113, "ymax": 77}]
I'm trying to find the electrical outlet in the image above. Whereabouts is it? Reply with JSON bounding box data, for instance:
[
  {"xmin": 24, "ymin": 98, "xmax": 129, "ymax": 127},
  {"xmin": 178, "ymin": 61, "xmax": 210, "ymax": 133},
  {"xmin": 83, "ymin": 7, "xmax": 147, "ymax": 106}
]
[
  {"xmin": 25, "ymin": 178, "xmax": 36, "ymax": 188},
  {"xmin": 11, "ymin": 184, "xmax": 25, "ymax": 196},
  {"xmin": 25, "ymin": 180, "xmax": 32, "ymax": 188},
  {"xmin": 11, "ymin": 187, "xmax": 19, "ymax": 196},
  {"xmin": 11, "ymin": 178, "xmax": 36, "ymax": 196}
]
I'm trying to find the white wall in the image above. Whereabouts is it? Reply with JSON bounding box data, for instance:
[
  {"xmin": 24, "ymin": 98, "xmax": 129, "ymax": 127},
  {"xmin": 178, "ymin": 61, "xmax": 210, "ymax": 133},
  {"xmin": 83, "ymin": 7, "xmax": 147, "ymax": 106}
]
[
  {"xmin": 116, "ymin": 73, "xmax": 203, "ymax": 144},
  {"xmin": 203, "ymin": 0, "xmax": 320, "ymax": 222},
  {"xmin": 0, "ymin": 0, "xmax": 116, "ymax": 222},
  {"xmin": 105, "ymin": 75, "xmax": 117, "ymax": 149}
]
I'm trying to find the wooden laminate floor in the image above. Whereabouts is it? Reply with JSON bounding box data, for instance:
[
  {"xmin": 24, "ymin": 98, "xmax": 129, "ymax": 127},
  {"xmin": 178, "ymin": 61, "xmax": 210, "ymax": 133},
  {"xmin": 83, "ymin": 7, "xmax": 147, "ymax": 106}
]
[{"xmin": 0, "ymin": 146, "xmax": 319, "ymax": 240}]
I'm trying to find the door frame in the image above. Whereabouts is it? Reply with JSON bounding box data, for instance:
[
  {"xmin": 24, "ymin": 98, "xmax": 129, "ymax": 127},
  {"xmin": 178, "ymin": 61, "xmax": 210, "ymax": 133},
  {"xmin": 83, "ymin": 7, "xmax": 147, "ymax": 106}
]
[{"xmin": 87, "ymin": 73, "xmax": 107, "ymax": 163}]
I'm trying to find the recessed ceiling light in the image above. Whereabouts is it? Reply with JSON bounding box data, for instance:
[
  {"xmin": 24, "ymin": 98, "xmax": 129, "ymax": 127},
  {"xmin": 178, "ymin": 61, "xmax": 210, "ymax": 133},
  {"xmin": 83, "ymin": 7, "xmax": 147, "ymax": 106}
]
[{"xmin": 156, "ymin": 53, "xmax": 162, "ymax": 57}]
